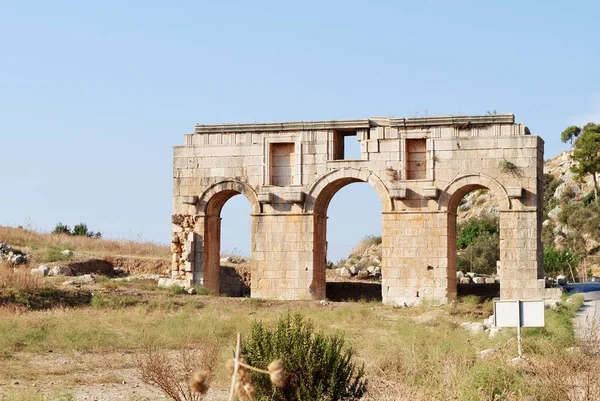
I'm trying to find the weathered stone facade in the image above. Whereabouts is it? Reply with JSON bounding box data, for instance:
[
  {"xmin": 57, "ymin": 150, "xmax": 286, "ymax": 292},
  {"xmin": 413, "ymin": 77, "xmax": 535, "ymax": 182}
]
[{"xmin": 172, "ymin": 114, "xmax": 561, "ymax": 305}]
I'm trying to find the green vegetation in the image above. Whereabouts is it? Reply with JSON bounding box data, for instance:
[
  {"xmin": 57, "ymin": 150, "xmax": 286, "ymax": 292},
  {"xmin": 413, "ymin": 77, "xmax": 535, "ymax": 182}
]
[
  {"xmin": 242, "ymin": 312, "xmax": 367, "ymax": 401},
  {"xmin": 52, "ymin": 221, "xmax": 102, "ymax": 238},
  {"xmin": 456, "ymin": 216, "xmax": 499, "ymax": 274},
  {"xmin": 563, "ymin": 122, "xmax": 600, "ymax": 197}
]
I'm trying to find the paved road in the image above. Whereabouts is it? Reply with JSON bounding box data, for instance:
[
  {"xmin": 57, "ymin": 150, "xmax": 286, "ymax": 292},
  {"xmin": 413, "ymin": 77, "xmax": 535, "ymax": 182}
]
[{"xmin": 570, "ymin": 287, "xmax": 600, "ymax": 345}]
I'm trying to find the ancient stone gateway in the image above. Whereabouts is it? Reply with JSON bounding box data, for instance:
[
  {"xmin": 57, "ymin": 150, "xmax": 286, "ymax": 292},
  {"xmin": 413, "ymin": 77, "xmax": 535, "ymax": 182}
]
[{"xmin": 171, "ymin": 114, "xmax": 560, "ymax": 305}]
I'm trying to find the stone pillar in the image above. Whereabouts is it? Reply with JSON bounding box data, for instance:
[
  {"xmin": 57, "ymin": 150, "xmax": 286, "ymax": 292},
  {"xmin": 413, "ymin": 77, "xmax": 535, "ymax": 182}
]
[
  {"xmin": 499, "ymin": 210, "xmax": 548, "ymax": 299},
  {"xmin": 382, "ymin": 211, "xmax": 450, "ymax": 305},
  {"xmin": 251, "ymin": 213, "xmax": 318, "ymax": 300}
]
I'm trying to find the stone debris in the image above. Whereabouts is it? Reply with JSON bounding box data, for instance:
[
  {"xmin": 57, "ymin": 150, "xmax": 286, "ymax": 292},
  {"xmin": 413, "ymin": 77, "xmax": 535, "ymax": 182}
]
[
  {"xmin": 157, "ymin": 277, "xmax": 186, "ymax": 289},
  {"xmin": 0, "ymin": 242, "xmax": 28, "ymax": 265},
  {"xmin": 462, "ymin": 314, "xmax": 504, "ymax": 338},
  {"xmin": 31, "ymin": 265, "xmax": 50, "ymax": 276},
  {"xmin": 219, "ymin": 256, "xmax": 247, "ymax": 264},
  {"xmin": 61, "ymin": 249, "xmax": 74, "ymax": 257},
  {"xmin": 51, "ymin": 265, "xmax": 73, "ymax": 276}
]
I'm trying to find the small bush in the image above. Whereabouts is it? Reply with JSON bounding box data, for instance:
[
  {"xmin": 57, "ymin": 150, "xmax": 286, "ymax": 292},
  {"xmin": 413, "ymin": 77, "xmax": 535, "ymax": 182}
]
[
  {"xmin": 137, "ymin": 342, "xmax": 219, "ymax": 401},
  {"xmin": 242, "ymin": 312, "xmax": 367, "ymax": 401},
  {"xmin": 457, "ymin": 216, "xmax": 498, "ymax": 249},
  {"xmin": 52, "ymin": 222, "xmax": 102, "ymax": 238},
  {"xmin": 52, "ymin": 222, "xmax": 71, "ymax": 235}
]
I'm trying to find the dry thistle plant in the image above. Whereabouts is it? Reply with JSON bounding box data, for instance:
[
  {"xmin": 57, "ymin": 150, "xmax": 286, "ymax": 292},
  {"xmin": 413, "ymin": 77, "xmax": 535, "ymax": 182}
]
[
  {"xmin": 136, "ymin": 342, "xmax": 219, "ymax": 401},
  {"xmin": 227, "ymin": 333, "xmax": 287, "ymax": 401}
]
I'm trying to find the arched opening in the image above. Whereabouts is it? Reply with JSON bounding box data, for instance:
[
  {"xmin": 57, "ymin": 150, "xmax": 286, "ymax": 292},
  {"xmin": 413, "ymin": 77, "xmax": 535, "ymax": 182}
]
[
  {"xmin": 201, "ymin": 182, "xmax": 257, "ymax": 296},
  {"xmin": 447, "ymin": 185, "xmax": 501, "ymax": 301},
  {"xmin": 311, "ymin": 170, "xmax": 388, "ymax": 302}
]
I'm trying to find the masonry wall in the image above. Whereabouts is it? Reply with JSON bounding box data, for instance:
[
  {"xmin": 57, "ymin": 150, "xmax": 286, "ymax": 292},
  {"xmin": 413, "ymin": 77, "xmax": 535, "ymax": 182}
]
[{"xmin": 172, "ymin": 115, "xmax": 561, "ymax": 305}]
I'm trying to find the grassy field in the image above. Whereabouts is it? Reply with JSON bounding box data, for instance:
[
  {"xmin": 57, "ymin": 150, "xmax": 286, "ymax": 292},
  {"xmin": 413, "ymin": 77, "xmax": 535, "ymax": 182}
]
[
  {"xmin": 0, "ymin": 272, "xmax": 597, "ymax": 401},
  {"xmin": 1, "ymin": 226, "xmax": 599, "ymax": 400}
]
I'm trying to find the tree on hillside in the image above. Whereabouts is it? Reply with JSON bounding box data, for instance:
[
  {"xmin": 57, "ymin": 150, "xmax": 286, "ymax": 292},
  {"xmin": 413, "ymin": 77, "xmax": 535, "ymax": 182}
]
[
  {"xmin": 561, "ymin": 125, "xmax": 581, "ymax": 145},
  {"xmin": 569, "ymin": 123, "xmax": 600, "ymax": 198}
]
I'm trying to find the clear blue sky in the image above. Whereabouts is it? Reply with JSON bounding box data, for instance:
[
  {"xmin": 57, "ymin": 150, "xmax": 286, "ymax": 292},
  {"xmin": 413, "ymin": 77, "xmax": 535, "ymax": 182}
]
[{"xmin": 1, "ymin": 1, "xmax": 599, "ymax": 262}]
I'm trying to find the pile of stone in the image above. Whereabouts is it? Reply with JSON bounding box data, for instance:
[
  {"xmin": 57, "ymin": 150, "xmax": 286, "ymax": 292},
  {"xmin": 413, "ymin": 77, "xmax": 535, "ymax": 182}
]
[
  {"xmin": 335, "ymin": 242, "xmax": 382, "ymax": 279},
  {"xmin": 220, "ymin": 256, "xmax": 248, "ymax": 264},
  {"xmin": 336, "ymin": 265, "xmax": 381, "ymax": 279},
  {"xmin": 461, "ymin": 314, "xmax": 503, "ymax": 338},
  {"xmin": 456, "ymin": 271, "xmax": 498, "ymax": 284},
  {"xmin": 31, "ymin": 264, "xmax": 73, "ymax": 277},
  {"xmin": 0, "ymin": 243, "xmax": 27, "ymax": 265}
]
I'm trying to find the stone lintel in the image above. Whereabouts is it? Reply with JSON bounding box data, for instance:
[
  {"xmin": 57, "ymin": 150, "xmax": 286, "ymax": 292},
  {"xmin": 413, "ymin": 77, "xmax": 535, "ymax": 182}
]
[
  {"xmin": 389, "ymin": 187, "xmax": 407, "ymax": 199},
  {"xmin": 181, "ymin": 195, "xmax": 198, "ymax": 205},
  {"xmin": 389, "ymin": 114, "xmax": 515, "ymax": 128},
  {"xmin": 257, "ymin": 192, "xmax": 273, "ymax": 203},
  {"xmin": 281, "ymin": 191, "xmax": 305, "ymax": 204},
  {"xmin": 194, "ymin": 119, "xmax": 371, "ymax": 134},
  {"xmin": 506, "ymin": 187, "xmax": 523, "ymax": 198},
  {"xmin": 193, "ymin": 114, "xmax": 516, "ymax": 134},
  {"xmin": 423, "ymin": 187, "xmax": 438, "ymax": 199}
]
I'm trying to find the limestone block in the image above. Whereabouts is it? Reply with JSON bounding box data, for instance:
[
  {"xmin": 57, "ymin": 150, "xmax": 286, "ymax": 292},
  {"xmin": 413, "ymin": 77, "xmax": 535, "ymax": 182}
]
[
  {"xmin": 506, "ymin": 187, "xmax": 523, "ymax": 198},
  {"xmin": 257, "ymin": 192, "xmax": 273, "ymax": 203},
  {"xmin": 423, "ymin": 187, "xmax": 438, "ymax": 199}
]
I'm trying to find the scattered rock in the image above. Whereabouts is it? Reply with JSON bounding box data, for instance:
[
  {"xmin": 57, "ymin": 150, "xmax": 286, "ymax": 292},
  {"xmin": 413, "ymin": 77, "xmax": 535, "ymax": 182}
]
[
  {"xmin": 459, "ymin": 276, "xmax": 471, "ymax": 284},
  {"xmin": 157, "ymin": 278, "xmax": 186, "ymax": 288},
  {"xmin": 337, "ymin": 267, "xmax": 351, "ymax": 277},
  {"xmin": 488, "ymin": 327, "xmax": 502, "ymax": 338},
  {"xmin": 61, "ymin": 249, "xmax": 74, "ymax": 257},
  {"xmin": 187, "ymin": 287, "xmax": 196, "ymax": 295},
  {"xmin": 366, "ymin": 266, "xmax": 381, "ymax": 277},
  {"xmin": 74, "ymin": 274, "xmax": 95, "ymax": 284},
  {"xmin": 319, "ymin": 300, "xmax": 329, "ymax": 306},
  {"xmin": 31, "ymin": 265, "xmax": 50, "ymax": 276},
  {"xmin": 348, "ymin": 265, "xmax": 360, "ymax": 275},
  {"xmin": 472, "ymin": 277, "xmax": 485, "ymax": 284},
  {"xmin": 478, "ymin": 349, "xmax": 495, "ymax": 359},
  {"xmin": 357, "ymin": 270, "xmax": 370, "ymax": 279},
  {"xmin": 51, "ymin": 265, "xmax": 73, "ymax": 276},
  {"xmin": 461, "ymin": 322, "xmax": 485, "ymax": 335}
]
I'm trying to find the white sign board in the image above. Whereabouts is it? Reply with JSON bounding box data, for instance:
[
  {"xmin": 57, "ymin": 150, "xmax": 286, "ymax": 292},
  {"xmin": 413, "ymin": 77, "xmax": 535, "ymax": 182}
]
[{"xmin": 494, "ymin": 299, "xmax": 545, "ymax": 328}]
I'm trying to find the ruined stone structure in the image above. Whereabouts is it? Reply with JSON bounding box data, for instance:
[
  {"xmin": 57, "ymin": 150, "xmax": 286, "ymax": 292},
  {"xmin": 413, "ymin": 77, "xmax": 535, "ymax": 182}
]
[{"xmin": 171, "ymin": 114, "xmax": 560, "ymax": 305}]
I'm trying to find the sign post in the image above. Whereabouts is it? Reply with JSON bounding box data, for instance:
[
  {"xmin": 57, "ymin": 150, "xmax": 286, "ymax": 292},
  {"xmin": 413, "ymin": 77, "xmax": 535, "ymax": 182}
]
[{"xmin": 494, "ymin": 299, "xmax": 545, "ymax": 358}]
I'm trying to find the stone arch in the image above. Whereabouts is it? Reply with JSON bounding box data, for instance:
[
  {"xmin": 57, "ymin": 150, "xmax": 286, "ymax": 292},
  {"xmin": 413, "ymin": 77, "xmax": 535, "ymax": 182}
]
[
  {"xmin": 305, "ymin": 168, "xmax": 392, "ymax": 215},
  {"xmin": 196, "ymin": 180, "xmax": 257, "ymax": 296},
  {"xmin": 438, "ymin": 173, "xmax": 511, "ymax": 212},
  {"xmin": 306, "ymin": 167, "xmax": 390, "ymax": 301},
  {"xmin": 198, "ymin": 180, "xmax": 261, "ymax": 217},
  {"xmin": 439, "ymin": 173, "xmax": 510, "ymax": 301}
]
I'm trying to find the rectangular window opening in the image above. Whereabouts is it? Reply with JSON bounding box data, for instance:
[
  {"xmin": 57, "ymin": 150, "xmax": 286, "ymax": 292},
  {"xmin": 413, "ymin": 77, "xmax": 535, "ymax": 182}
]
[
  {"xmin": 270, "ymin": 142, "xmax": 295, "ymax": 186},
  {"xmin": 406, "ymin": 138, "xmax": 427, "ymax": 180},
  {"xmin": 332, "ymin": 130, "xmax": 361, "ymax": 160}
]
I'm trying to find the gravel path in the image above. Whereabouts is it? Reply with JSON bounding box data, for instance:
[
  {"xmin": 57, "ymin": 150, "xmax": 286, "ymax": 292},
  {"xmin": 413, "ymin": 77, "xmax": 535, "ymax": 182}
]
[{"xmin": 574, "ymin": 293, "xmax": 600, "ymax": 347}]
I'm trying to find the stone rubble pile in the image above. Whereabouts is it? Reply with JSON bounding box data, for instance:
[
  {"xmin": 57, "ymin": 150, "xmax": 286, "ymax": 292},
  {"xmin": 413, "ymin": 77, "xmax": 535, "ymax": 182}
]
[
  {"xmin": 461, "ymin": 314, "xmax": 503, "ymax": 338},
  {"xmin": 335, "ymin": 243, "xmax": 382, "ymax": 279},
  {"xmin": 0, "ymin": 242, "xmax": 27, "ymax": 265},
  {"xmin": 456, "ymin": 271, "xmax": 499, "ymax": 284},
  {"xmin": 220, "ymin": 256, "xmax": 248, "ymax": 264}
]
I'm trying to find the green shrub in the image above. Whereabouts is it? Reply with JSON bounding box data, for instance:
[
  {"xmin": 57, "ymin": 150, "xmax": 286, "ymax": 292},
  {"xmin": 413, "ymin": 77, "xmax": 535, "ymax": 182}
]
[
  {"xmin": 457, "ymin": 231, "xmax": 499, "ymax": 274},
  {"xmin": 52, "ymin": 222, "xmax": 71, "ymax": 235},
  {"xmin": 582, "ymin": 190, "xmax": 596, "ymax": 206},
  {"xmin": 457, "ymin": 216, "xmax": 498, "ymax": 249},
  {"xmin": 543, "ymin": 248, "xmax": 578, "ymax": 276},
  {"xmin": 242, "ymin": 312, "xmax": 367, "ymax": 401}
]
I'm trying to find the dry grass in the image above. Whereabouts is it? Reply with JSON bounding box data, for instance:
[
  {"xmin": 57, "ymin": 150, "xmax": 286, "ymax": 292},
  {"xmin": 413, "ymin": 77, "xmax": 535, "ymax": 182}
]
[
  {"xmin": 0, "ymin": 225, "xmax": 170, "ymax": 260},
  {"xmin": 0, "ymin": 282, "xmax": 596, "ymax": 400},
  {"xmin": 137, "ymin": 342, "xmax": 220, "ymax": 401},
  {"xmin": 0, "ymin": 261, "xmax": 44, "ymax": 291}
]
